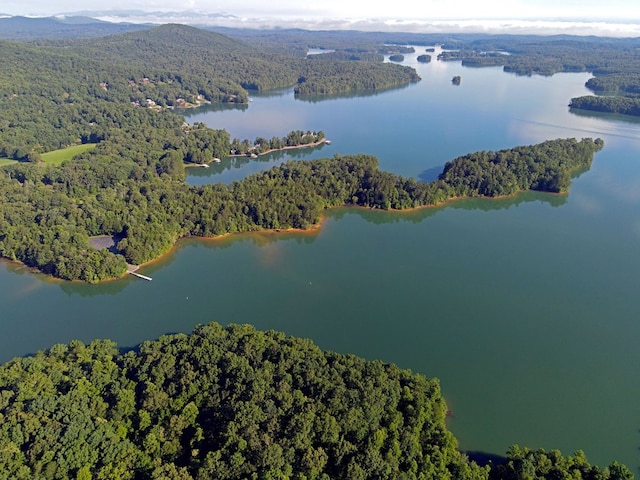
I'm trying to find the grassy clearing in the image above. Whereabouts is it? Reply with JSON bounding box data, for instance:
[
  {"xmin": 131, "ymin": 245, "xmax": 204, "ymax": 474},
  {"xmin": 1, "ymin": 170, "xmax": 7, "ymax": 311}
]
[
  {"xmin": 0, "ymin": 158, "xmax": 18, "ymax": 167},
  {"xmin": 41, "ymin": 143, "xmax": 97, "ymax": 165}
]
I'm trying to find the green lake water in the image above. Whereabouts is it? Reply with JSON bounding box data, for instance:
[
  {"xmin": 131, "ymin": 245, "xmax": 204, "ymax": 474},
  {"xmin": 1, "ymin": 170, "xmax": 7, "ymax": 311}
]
[{"xmin": 2, "ymin": 48, "xmax": 640, "ymax": 469}]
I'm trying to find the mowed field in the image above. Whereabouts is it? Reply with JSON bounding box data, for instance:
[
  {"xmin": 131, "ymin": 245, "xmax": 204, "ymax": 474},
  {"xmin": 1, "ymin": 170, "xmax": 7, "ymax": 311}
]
[{"xmin": 41, "ymin": 144, "xmax": 97, "ymax": 165}]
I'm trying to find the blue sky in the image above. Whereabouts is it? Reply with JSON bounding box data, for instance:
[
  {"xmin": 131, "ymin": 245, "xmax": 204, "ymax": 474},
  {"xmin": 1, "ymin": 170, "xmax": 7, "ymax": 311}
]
[{"xmin": 3, "ymin": 0, "xmax": 640, "ymax": 36}]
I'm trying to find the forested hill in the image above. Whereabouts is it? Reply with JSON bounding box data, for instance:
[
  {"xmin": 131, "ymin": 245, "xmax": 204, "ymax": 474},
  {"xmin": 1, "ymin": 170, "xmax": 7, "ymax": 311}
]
[
  {"xmin": 32, "ymin": 24, "xmax": 420, "ymax": 94},
  {"xmin": 0, "ymin": 15, "xmax": 150, "ymax": 40},
  {"xmin": 0, "ymin": 323, "xmax": 632, "ymax": 480},
  {"xmin": 0, "ymin": 24, "xmax": 419, "ymax": 154}
]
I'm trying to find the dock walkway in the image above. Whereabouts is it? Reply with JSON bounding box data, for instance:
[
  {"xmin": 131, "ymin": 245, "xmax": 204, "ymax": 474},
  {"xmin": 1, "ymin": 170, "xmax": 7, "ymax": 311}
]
[{"xmin": 127, "ymin": 264, "xmax": 152, "ymax": 281}]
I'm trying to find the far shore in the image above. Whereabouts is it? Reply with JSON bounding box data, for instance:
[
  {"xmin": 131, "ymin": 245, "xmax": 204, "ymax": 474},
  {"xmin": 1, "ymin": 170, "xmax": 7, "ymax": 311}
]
[
  {"xmin": 229, "ymin": 139, "xmax": 329, "ymax": 158},
  {"xmin": 184, "ymin": 139, "xmax": 329, "ymax": 168}
]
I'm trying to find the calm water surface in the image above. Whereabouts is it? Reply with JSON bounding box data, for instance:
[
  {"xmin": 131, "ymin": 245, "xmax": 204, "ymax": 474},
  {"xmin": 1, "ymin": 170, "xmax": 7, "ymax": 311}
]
[{"xmin": 2, "ymin": 48, "xmax": 640, "ymax": 469}]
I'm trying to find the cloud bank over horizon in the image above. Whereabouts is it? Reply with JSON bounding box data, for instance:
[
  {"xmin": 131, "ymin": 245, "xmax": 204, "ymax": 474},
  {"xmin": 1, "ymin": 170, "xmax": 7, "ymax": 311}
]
[
  {"xmin": 70, "ymin": 10, "xmax": 640, "ymax": 38},
  {"xmin": 2, "ymin": 0, "xmax": 640, "ymax": 37}
]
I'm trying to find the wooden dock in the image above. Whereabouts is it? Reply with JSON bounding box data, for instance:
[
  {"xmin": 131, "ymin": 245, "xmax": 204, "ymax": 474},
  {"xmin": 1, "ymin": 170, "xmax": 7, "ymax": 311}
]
[{"xmin": 127, "ymin": 264, "xmax": 152, "ymax": 281}]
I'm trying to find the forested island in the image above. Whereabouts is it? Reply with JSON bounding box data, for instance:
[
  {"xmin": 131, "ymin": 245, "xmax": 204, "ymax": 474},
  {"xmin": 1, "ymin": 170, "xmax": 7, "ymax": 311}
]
[{"xmin": 0, "ymin": 322, "xmax": 632, "ymax": 480}]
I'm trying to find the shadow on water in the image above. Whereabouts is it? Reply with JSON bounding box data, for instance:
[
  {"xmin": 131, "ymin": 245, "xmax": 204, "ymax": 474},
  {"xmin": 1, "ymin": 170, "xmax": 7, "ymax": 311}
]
[
  {"xmin": 569, "ymin": 107, "xmax": 640, "ymax": 126},
  {"xmin": 180, "ymin": 102, "xmax": 249, "ymax": 119},
  {"xmin": 449, "ymin": 191, "xmax": 568, "ymax": 210},
  {"xmin": 59, "ymin": 275, "xmax": 134, "ymax": 297},
  {"xmin": 418, "ymin": 165, "xmax": 445, "ymax": 182},
  {"xmin": 332, "ymin": 190, "xmax": 566, "ymax": 225},
  {"xmin": 466, "ymin": 451, "xmax": 508, "ymax": 468},
  {"xmin": 248, "ymin": 87, "xmax": 295, "ymax": 99},
  {"xmin": 187, "ymin": 142, "xmax": 328, "ymax": 182}
]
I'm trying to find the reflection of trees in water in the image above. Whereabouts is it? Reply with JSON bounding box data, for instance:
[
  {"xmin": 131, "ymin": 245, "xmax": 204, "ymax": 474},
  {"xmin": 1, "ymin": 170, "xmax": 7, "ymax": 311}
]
[
  {"xmin": 180, "ymin": 102, "xmax": 249, "ymax": 118},
  {"xmin": 569, "ymin": 107, "xmax": 640, "ymax": 126},
  {"xmin": 59, "ymin": 275, "xmax": 133, "ymax": 298},
  {"xmin": 187, "ymin": 142, "xmax": 328, "ymax": 179},
  {"xmin": 330, "ymin": 189, "xmax": 567, "ymax": 227}
]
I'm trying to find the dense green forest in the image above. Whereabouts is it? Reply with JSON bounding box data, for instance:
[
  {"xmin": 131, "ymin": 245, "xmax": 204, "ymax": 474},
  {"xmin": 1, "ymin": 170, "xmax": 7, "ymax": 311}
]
[
  {"xmin": 568, "ymin": 73, "xmax": 640, "ymax": 116},
  {"xmin": 0, "ymin": 137, "xmax": 602, "ymax": 282},
  {"xmin": 0, "ymin": 24, "xmax": 419, "ymax": 157},
  {"xmin": 0, "ymin": 323, "xmax": 632, "ymax": 480},
  {"xmin": 568, "ymin": 96, "xmax": 640, "ymax": 116}
]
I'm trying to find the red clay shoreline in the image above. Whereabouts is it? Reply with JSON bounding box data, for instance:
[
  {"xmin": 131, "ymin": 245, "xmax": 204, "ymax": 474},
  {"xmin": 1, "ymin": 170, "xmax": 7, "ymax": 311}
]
[{"xmin": 8, "ymin": 186, "xmax": 568, "ymax": 284}]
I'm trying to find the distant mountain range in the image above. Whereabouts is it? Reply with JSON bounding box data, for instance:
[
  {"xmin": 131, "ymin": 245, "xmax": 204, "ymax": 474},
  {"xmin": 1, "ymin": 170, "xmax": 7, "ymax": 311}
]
[{"xmin": 0, "ymin": 15, "xmax": 152, "ymax": 40}]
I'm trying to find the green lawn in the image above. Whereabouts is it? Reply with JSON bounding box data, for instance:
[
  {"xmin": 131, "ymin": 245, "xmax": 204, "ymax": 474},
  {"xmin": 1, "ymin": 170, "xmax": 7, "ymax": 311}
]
[
  {"xmin": 0, "ymin": 158, "xmax": 18, "ymax": 167},
  {"xmin": 40, "ymin": 143, "xmax": 97, "ymax": 165}
]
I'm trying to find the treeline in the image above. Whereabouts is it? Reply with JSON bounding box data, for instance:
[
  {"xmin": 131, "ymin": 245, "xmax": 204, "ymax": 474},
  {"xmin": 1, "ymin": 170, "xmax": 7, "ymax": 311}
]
[
  {"xmin": 0, "ymin": 138, "xmax": 602, "ymax": 281},
  {"xmin": 437, "ymin": 137, "xmax": 603, "ymax": 196},
  {"xmin": 307, "ymin": 51, "xmax": 384, "ymax": 62},
  {"xmin": 41, "ymin": 24, "xmax": 420, "ymax": 97},
  {"xmin": 569, "ymin": 74, "xmax": 640, "ymax": 116},
  {"xmin": 295, "ymin": 62, "xmax": 420, "ymax": 95},
  {"xmin": 0, "ymin": 323, "xmax": 632, "ymax": 480},
  {"xmin": 230, "ymin": 130, "xmax": 326, "ymax": 156},
  {"xmin": 585, "ymin": 74, "xmax": 640, "ymax": 97},
  {"xmin": 437, "ymin": 36, "xmax": 640, "ymax": 76},
  {"xmin": 569, "ymin": 96, "xmax": 640, "ymax": 116}
]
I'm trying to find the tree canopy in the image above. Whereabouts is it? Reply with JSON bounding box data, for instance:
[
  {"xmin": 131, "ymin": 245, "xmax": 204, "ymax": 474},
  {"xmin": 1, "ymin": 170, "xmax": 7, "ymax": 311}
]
[{"xmin": 0, "ymin": 323, "xmax": 631, "ymax": 480}]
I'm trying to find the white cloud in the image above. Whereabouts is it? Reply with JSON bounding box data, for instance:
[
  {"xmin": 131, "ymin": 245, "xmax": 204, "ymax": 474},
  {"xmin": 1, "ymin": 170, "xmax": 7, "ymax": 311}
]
[{"xmin": 3, "ymin": 0, "xmax": 640, "ymax": 36}]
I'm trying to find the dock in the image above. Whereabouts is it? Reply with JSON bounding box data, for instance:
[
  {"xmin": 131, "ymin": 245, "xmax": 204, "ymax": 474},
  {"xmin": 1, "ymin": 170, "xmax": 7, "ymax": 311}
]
[{"xmin": 127, "ymin": 264, "xmax": 152, "ymax": 281}]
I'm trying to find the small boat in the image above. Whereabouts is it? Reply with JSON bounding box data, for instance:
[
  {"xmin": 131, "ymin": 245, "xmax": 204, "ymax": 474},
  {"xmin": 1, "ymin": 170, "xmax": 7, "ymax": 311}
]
[
  {"xmin": 201, "ymin": 164, "xmax": 210, "ymax": 168},
  {"xmin": 212, "ymin": 158, "xmax": 221, "ymax": 163},
  {"xmin": 324, "ymin": 139, "xmax": 332, "ymax": 145}
]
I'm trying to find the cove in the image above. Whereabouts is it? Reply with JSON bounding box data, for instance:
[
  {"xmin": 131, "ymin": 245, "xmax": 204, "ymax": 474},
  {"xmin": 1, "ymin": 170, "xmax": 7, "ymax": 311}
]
[{"xmin": 1, "ymin": 47, "xmax": 640, "ymax": 470}]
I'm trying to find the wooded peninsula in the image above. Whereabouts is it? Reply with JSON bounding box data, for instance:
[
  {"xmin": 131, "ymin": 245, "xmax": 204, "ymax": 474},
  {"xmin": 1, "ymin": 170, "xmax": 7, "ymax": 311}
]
[
  {"xmin": 0, "ymin": 137, "xmax": 603, "ymax": 282},
  {"xmin": 0, "ymin": 323, "xmax": 632, "ymax": 480}
]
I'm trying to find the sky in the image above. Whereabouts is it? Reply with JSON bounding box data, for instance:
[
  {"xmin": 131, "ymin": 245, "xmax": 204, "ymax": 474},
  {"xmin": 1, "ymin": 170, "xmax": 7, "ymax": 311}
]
[{"xmin": 3, "ymin": 0, "xmax": 640, "ymax": 36}]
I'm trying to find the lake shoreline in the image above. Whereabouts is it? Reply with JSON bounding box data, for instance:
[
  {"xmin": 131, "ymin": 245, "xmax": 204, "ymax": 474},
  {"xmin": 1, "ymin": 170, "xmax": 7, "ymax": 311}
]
[
  {"xmin": 183, "ymin": 139, "xmax": 329, "ymax": 168},
  {"xmin": 5, "ymin": 184, "xmax": 570, "ymax": 285},
  {"xmin": 112, "ymin": 185, "xmax": 567, "ymax": 282}
]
